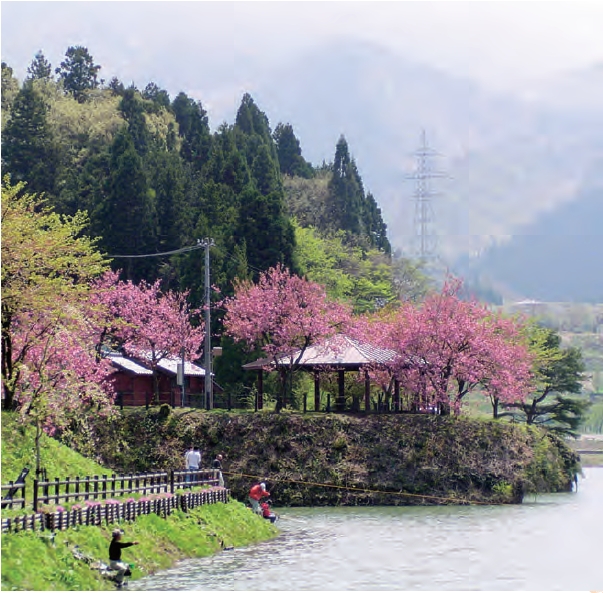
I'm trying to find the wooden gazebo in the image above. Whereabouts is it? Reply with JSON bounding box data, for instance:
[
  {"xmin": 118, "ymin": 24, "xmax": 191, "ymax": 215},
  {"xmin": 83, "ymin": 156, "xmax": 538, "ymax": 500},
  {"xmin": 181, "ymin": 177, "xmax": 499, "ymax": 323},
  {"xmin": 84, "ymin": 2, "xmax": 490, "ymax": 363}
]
[{"xmin": 242, "ymin": 335, "xmax": 398, "ymax": 412}]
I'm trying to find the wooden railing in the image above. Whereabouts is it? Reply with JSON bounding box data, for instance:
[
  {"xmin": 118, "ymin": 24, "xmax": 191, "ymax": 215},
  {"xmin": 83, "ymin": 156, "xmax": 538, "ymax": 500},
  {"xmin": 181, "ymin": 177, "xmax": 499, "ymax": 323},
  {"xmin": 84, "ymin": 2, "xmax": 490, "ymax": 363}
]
[
  {"xmin": 1, "ymin": 482, "xmax": 27, "ymax": 510},
  {"xmin": 33, "ymin": 469, "xmax": 219, "ymax": 510},
  {"xmin": 2, "ymin": 487, "xmax": 229, "ymax": 533}
]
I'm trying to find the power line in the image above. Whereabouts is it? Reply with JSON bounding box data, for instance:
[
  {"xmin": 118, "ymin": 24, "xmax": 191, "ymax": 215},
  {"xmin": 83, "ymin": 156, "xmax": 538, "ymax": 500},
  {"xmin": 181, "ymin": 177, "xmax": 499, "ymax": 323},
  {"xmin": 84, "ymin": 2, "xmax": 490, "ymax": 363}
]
[{"xmin": 106, "ymin": 243, "xmax": 206, "ymax": 259}]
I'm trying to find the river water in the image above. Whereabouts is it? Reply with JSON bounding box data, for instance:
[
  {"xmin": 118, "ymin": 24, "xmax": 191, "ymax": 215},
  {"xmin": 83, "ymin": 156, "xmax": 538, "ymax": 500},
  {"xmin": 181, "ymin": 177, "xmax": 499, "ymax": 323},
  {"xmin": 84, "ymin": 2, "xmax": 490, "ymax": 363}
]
[{"xmin": 132, "ymin": 468, "xmax": 603, "ymax": 591}]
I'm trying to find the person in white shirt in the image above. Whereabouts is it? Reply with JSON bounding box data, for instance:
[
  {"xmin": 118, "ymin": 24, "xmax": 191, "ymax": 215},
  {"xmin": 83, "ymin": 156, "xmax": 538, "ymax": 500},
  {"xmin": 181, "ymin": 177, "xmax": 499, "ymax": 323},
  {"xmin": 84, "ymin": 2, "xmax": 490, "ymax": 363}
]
[{"xmin": 185, "ymin": 446, "xmax": 202, "ymax": 486}]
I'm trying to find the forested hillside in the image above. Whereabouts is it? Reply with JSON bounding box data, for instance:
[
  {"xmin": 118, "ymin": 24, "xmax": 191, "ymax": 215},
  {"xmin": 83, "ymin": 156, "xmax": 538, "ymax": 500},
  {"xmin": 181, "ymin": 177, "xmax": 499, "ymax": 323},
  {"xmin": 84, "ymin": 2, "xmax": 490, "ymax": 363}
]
[{"xmin": 1, "ymin": 47, "xmax": 426, "ymax": 393}]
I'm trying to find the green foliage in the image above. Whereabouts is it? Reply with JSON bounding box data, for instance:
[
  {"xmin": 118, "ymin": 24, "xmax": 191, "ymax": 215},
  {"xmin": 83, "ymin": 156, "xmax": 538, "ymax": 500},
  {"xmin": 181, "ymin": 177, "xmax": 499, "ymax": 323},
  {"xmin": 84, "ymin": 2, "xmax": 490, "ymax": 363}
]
[
  {"xmin": 1, "ymin": 61, "xmax": 20, "ymax": 124},
  {"xmin": 294, "ymin": 224, "xmax": 422, "ymax": 313},
  {"xmin": 99, "ymin": 128, "xmax": 158, "ymax": 281},
  {"xmin": 1, "ymin": 48, "xmax": 406, "ymax": 398},
  {"xmin": 503, "ymin": 326, "xmax": 588, "ymax": 436}
]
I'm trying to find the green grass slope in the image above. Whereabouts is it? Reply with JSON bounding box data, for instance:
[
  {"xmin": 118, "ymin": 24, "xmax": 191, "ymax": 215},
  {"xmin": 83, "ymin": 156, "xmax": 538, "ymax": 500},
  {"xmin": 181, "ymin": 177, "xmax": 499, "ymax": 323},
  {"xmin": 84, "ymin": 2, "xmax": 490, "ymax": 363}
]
[
  {"xmin": 1, "ymin": 412, "xmax": 278, "ymax": 591},
  {"xmin": 1, "ymin": 412, "xmax": 109, "ymax": 484}
]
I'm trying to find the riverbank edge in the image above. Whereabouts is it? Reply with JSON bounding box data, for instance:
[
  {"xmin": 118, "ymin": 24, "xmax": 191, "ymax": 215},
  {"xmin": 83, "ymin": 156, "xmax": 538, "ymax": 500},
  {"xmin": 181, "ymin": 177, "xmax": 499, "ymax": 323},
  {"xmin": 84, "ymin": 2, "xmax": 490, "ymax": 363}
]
[
  {"xmin": 0, "ymin": 498, "xmax": 278, "ymax": 591},
  {"xmin": 89, "ymin": 408, "xmax": 581, "ymax": 506}
]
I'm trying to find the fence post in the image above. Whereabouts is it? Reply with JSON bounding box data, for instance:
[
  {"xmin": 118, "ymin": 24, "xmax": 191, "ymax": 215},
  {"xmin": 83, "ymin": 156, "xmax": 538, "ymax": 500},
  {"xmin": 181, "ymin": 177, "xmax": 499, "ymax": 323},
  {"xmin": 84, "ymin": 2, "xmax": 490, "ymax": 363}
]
[
  {"xmin": 54, "ymin": 478, "xmax": 60, "ymax": 505},
  {"xmin": 33, "ymin": 479, "xmax": 39, "ymax": 512},
  {"xmin": 170, "ymin": 471, "xmax": 175, "ymax": 494}
]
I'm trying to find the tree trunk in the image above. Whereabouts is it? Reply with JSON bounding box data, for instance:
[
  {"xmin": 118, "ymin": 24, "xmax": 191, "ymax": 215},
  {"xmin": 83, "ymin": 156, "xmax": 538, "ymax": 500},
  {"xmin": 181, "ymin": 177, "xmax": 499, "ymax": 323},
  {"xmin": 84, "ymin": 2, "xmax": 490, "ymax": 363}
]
[
  {"xmin": 35, "ymin": 420, "xmax": 43, "ymax": 478},
  {"xmin": 492, "ymin": 397, "xmax": 500, "ymax": 419}
]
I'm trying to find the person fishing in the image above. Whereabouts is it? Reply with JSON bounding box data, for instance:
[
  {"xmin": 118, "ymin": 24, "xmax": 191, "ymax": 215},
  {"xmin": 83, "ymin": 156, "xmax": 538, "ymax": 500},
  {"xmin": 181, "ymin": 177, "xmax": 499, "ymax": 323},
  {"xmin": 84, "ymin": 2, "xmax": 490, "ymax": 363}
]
[
  {"xmin": 248, "ymin": 481, "xmax": 270, "ymax": 514},
  {"xmin": 260, "ymin": 499, "xmax": 278, "ymax": 523},
  {"xmin": 109, "ymin": 529, "xmax": 139, "ymax": 588}
]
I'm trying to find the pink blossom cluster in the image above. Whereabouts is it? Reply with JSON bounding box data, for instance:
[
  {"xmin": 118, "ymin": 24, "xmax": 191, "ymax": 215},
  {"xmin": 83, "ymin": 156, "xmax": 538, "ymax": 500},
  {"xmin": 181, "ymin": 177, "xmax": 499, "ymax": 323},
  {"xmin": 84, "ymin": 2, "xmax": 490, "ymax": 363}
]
[
  {"xmin": 223, "ymin": 264, "xmax": 351, "ymax": 365},
  {"xmin": 349, "ymin": 277, "xmax": 534, "ymax": 412}
]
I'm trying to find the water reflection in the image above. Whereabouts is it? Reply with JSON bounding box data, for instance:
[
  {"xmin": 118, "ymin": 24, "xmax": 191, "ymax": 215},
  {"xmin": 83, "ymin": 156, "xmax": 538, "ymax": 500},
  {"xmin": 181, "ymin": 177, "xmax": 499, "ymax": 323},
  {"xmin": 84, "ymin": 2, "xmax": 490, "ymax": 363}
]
[{"xmin": 132, "ymin": 468, "xmax": 603, "ymax": 591}]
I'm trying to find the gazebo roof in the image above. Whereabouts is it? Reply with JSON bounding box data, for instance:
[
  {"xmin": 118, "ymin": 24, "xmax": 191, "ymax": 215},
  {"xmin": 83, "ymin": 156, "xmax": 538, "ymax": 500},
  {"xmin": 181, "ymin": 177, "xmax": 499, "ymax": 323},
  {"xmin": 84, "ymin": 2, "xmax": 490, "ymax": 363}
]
[{"xmin": 242, "ymin": 335, "xmax": 396, "ymax": 372}]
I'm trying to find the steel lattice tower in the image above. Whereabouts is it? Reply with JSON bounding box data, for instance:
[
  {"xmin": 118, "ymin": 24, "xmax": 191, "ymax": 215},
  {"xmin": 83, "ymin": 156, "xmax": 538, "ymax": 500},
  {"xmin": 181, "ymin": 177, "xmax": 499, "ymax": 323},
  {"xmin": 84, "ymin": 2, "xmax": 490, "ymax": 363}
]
[{"xmin": 407, "ymin": 130, "xmax": 446, "ymax": 261}]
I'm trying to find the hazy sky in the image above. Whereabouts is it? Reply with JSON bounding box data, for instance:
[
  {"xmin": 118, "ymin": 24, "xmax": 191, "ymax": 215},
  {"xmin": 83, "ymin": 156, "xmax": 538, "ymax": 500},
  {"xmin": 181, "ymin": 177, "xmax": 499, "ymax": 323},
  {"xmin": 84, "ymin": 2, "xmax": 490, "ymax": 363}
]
[{"xmin": 2, "ymin": 1, "xmax": 603, "ymax": 95}]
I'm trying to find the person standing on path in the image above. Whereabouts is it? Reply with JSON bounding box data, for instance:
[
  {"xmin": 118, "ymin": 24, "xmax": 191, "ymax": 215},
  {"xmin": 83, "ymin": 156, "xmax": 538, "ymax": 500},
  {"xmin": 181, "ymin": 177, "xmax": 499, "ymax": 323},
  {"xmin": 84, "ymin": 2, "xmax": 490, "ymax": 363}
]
[
  {"xmin": 248, "ymin": 482, "xmax": 270, "ymax": 514},
  {"xmin": 212, "ymin": 454, "xmax": 225, "ymax": 488},
  {"xmin": 108, "ymin": 529, "xmax": 139, "ymax": 588},
  {"xmin": 184, "ymin": 446, "xmax": 194, "ymax": 485}
]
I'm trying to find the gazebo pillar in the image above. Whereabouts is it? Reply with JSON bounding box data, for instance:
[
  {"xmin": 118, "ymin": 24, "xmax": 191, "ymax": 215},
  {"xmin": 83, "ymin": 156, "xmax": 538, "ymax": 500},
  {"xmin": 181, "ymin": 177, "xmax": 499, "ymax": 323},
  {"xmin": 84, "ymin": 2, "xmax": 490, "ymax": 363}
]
[
  {"xmin": 314, "ymin": 372, "xmax": 321, "ymax": 412},
  {"xmin": 336, "ymin": 369, "xmax": 346, "ymax": 412},
  {"xmin": 364, "ymin": 370, "xmax": 371, "ymax": 412},
  {"xmin": 393, "ymin": 378, "xmax": 400, "ymax": 412},
  {"xmin": 257, "ymin": 369, "xmax": 264, "ymax": 410}
]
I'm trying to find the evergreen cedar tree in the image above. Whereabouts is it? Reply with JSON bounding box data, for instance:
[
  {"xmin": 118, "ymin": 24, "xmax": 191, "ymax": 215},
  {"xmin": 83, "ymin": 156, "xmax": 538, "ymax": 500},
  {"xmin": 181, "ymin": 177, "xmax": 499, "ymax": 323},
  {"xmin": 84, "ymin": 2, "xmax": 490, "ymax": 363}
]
[{"xmin": 26, "ymin": 50, "xmax": 52, "ymax": 81}]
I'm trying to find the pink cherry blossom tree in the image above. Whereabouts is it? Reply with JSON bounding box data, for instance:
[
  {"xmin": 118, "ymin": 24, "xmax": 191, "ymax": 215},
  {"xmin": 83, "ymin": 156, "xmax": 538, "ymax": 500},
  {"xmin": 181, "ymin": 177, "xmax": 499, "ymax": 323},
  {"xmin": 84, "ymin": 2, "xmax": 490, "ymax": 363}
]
[
  {"xmin": 222, "ymin": 264, "xmax": 352, "ymax": 410},
  {"xmin": 350, "ymin": 277, "xmax": 534, "ymax": 414},
  {"xmin": 91, "ymin": 270, "xmax": 205, "ymax": 404},
  {"xmin": 13, "ymin": 311, "xmax": 116, "ymax": 476}
]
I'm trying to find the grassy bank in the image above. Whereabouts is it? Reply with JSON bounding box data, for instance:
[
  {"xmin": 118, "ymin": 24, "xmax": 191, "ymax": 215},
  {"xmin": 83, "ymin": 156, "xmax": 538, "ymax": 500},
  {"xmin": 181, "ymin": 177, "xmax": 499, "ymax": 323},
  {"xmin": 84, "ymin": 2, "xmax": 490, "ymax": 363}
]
[
  {"xmin": 1, "ymin": 412, "xmax": 278, "ymax": 591},
  {"xmin": 1, "ymin": 500, "xmax": 277, "ymax": 591}
]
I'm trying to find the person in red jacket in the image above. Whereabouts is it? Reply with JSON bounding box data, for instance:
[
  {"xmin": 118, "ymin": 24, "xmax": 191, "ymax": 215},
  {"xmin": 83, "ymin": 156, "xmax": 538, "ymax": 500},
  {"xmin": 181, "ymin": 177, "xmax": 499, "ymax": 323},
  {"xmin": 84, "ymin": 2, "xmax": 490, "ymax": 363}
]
[
  {"xmin": 248, "ymin": 481, "xmax": 270, "ymax": 514},
  {"xmin": 260, "ymin": 500, "xmax": 278, "ymax": 523}
]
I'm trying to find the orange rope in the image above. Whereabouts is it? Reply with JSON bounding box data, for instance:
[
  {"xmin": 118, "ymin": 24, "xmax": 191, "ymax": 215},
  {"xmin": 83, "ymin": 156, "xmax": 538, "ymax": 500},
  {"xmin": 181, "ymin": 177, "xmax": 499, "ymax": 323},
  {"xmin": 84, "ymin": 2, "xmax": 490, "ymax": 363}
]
[{"xmin": 223, "ymin": 470, "xmax": 509, "ymax": 506}]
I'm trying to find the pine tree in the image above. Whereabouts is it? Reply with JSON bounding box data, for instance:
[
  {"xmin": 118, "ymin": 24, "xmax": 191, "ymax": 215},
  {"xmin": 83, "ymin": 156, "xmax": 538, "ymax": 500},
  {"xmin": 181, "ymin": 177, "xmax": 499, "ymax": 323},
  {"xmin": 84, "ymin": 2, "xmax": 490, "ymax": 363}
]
[
  {"xmin": 364, "ymin": 192, "xmax": 391, "ymax": 254},
  {"xmin": 142, "ymin": 82, "xmax": 171, "ymax": 109},
  {"xmin": 55, "ymin": 46, "xmax": 101, "ymax": 102},
  {"xmin": 100, "ymin": 128, "xmax": 157, "ymax": 281},
  {"xmin": 26, "ymin": 50, "xmax": 52, "ymax": 81},
  {"xmin": 1, "ymin": 62, "xmax": 21, "ymax": 123},
  {"xmin": 252, "ymin": 143, "xmax": 280, "ymax": 195},
  {"xmin": 273, "ymin": 122, "xmax": 313, "ymax": 178},
  {"xmin": 2, "ymin": 82, "xmax": 59, "ymax": 196},
  {"xmin": 172, "ymin": 92, "xmax": 211, "ymax": 169},
  {"xmin": 119, "ymin": 87, "xmax": 151, "ymax": 156},
  {"xmin": 326, "ymin": 135, "xmax": 364, "ymax": 236},
  {"xmin": 235, "ymin": 186, "xmax": 296, "ymax": 276}
]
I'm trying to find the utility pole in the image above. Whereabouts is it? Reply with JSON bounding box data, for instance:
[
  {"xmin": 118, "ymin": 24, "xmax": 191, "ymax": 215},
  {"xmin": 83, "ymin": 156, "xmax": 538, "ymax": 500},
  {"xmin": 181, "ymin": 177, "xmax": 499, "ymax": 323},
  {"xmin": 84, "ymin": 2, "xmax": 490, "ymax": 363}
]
[{"xmin": 201, "ymin": 238, "xmax": 215, "ymax": 410}]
